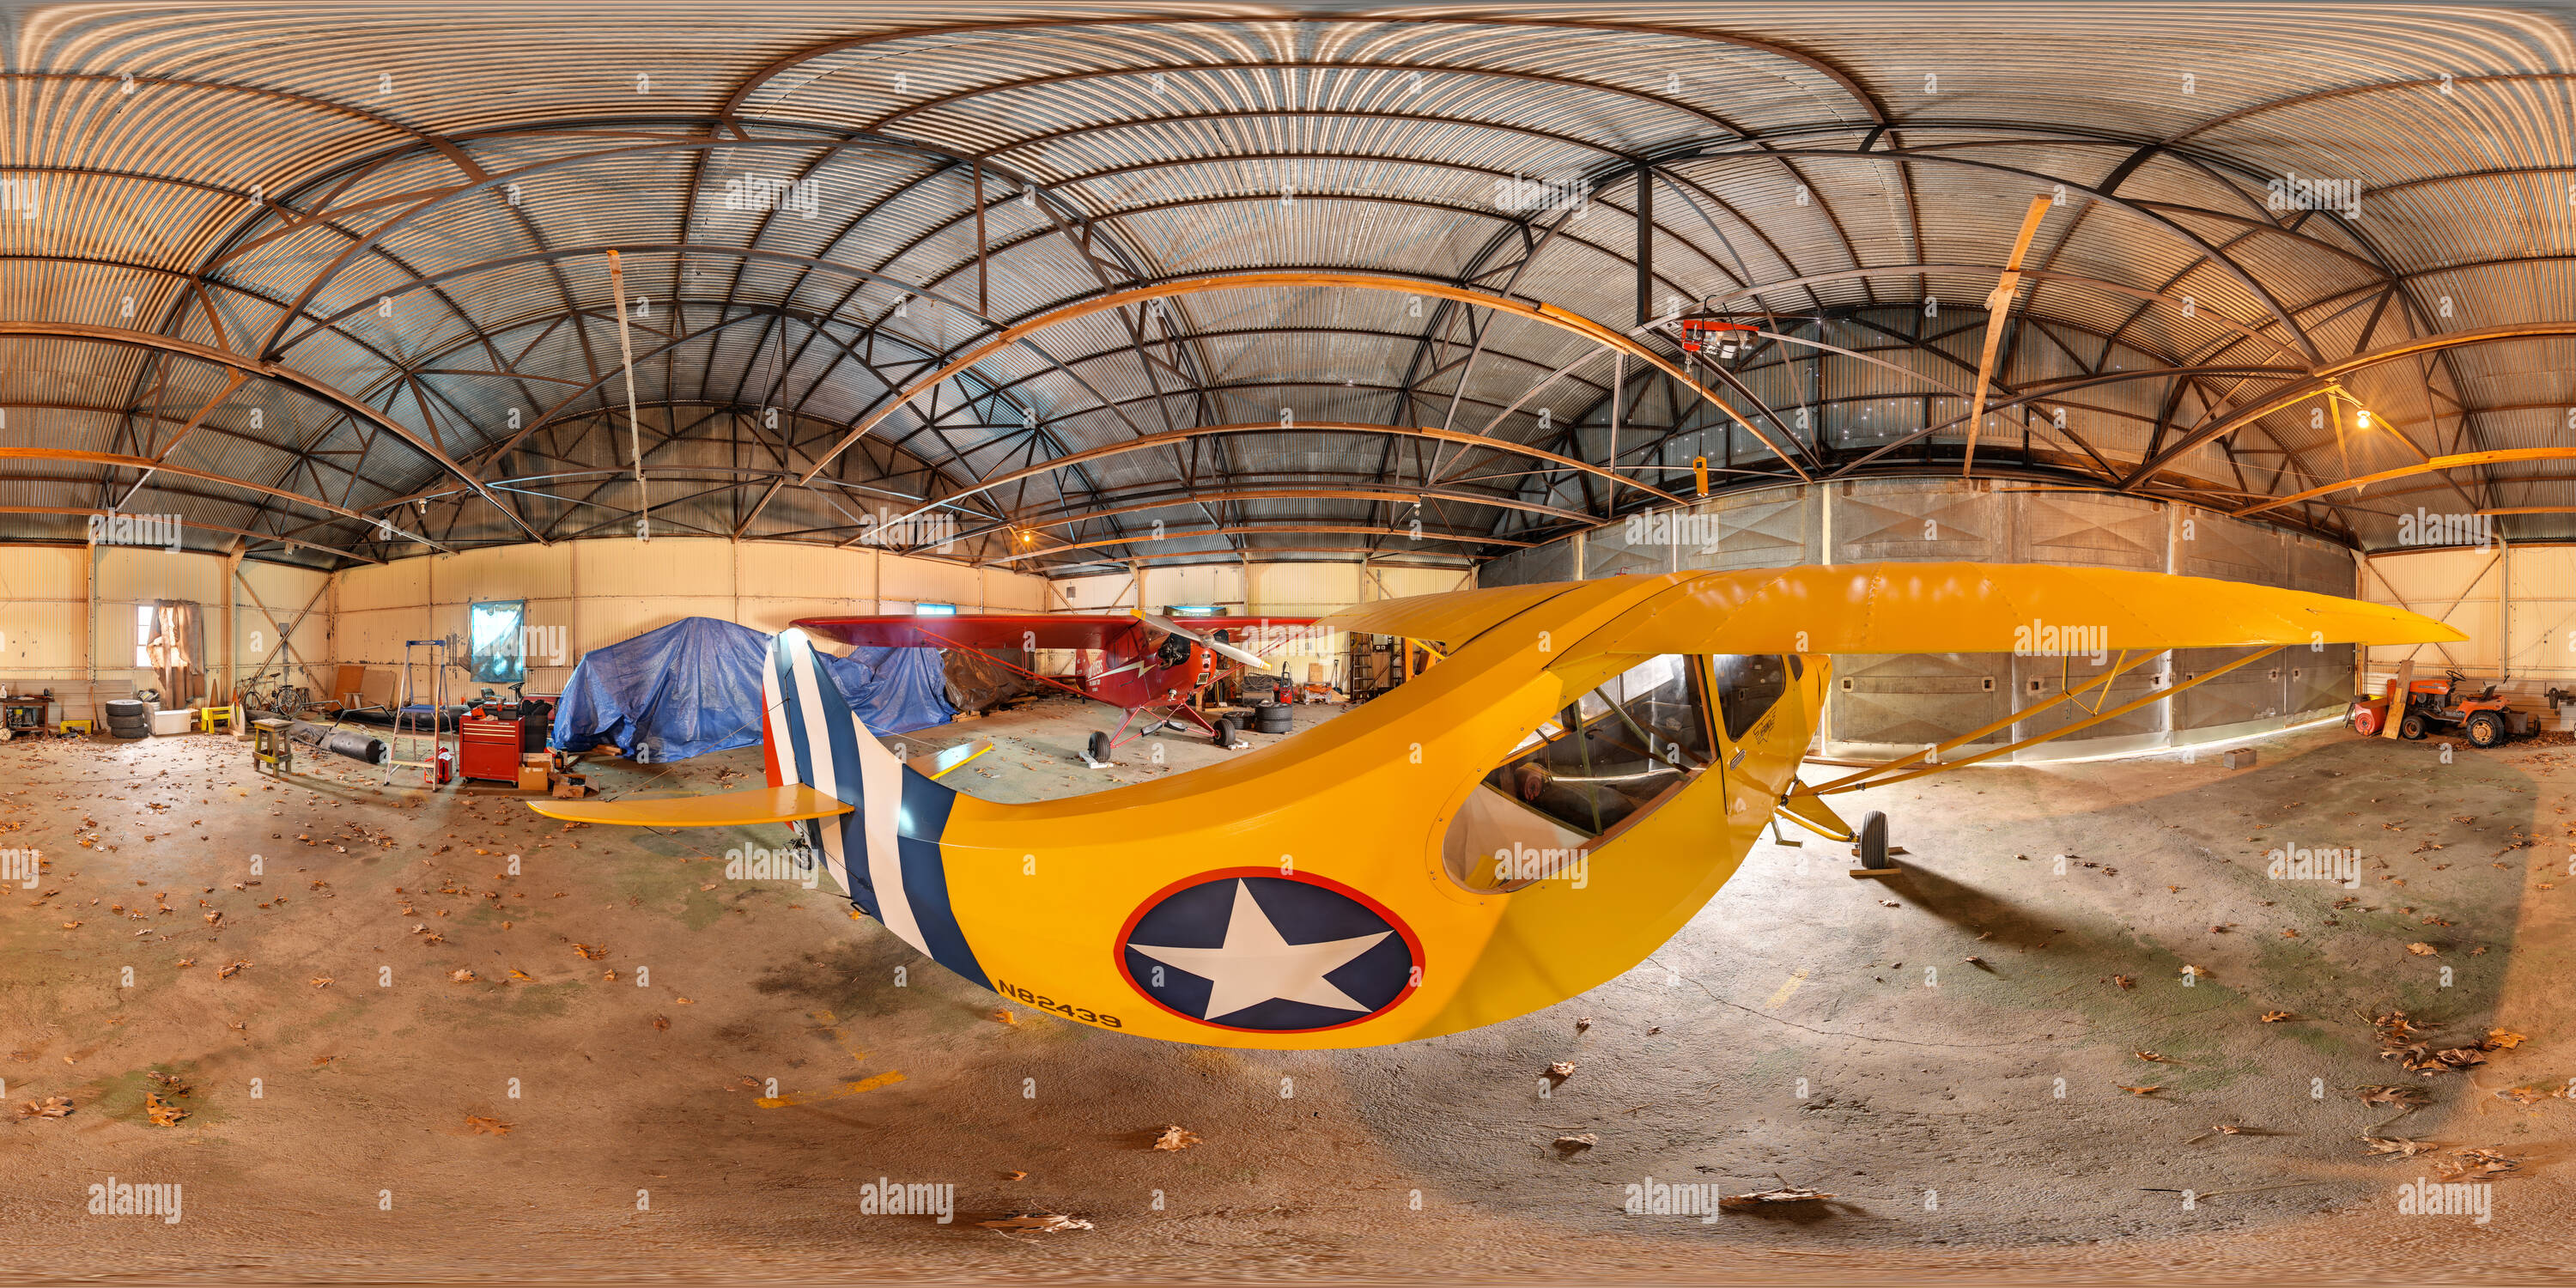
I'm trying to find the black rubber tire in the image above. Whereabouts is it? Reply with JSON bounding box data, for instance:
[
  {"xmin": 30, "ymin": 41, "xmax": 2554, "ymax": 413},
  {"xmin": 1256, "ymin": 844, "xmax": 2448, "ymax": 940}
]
[
  {"xmin": 1086, "ymin": 731, "xmax": 1112, "ymax": 763},
  {"xmin": 104, "ymin": 699, "xmax": 147, "ymax": 718},
  {"xmin": 2466, "ymin": 711, "xmax": 2506, "ymax": 749},
  {"xmin": 106, "ymin": 719, "xmax": 149, "ymax": 734},
  {"xmin": 111, "ymin": 728, "xmax": 150, "ymax": 739},
  {"xmin": 2399, "ymin": 713, "xmax": 2430, "ymax": 740},
  {"xmin": 1212, "ymin": 717, "xmax": 1236, "ymax": 747},
  {"xmin": 1856, "ymin": 811, "xmax": 1893, "ymax": 870}
]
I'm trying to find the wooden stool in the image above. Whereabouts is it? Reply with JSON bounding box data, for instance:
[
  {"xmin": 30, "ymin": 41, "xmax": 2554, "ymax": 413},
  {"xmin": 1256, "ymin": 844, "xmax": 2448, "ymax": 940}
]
[
  {"xmin": 61, "ymin": 719, "xmax": 94, "ymax": 735},
  {"xmin": 252, "ymin": 718, "xmax": 293, "ymax": 776},
  {"xmin": 200, "ymin": 704, "xmax": 237, "ymax": 734}
]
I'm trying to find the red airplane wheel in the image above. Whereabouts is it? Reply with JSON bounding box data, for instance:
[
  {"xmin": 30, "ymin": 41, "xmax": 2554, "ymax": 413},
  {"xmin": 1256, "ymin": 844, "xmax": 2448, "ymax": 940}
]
[{"xmin": 2349, "ymin": 706, "xmax": 2379, "ymax": 737}]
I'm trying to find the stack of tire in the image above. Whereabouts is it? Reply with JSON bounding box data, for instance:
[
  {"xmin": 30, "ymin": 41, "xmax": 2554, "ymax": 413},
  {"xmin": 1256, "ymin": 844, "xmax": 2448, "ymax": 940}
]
[
  {"xmin": 103, "ymin": 698, "xmax": 155, "ymax": 740},
  {"xmin": 1252, "ymin": 701, "xmax": 1294, "ymax": 736}
]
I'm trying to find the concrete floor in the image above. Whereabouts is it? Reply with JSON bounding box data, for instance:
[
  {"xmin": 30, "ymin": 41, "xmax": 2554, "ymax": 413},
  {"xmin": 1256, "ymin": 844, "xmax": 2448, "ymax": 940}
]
[{"xmin": 3, "ymin": 696, "xmax": 2572, "ymax": 1283}]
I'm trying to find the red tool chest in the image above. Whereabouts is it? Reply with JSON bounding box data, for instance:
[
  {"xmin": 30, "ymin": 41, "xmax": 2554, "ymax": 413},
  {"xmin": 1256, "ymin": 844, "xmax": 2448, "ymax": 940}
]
[{"xmin": 458, "ymin": 709, "xmax": 526, "ymax": 783}]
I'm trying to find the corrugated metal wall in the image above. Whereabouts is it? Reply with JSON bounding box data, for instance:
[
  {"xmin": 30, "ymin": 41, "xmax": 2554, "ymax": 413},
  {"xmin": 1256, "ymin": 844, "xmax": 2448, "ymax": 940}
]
[
  {"xmin": 1474, "ymin": 479, "xmax": 2366, "ymax": 760},
  {"xmin": 331, "ymin": 539, "xmax": 1052, "ymax": 696},
  {"xmin": 2361, "ymin": 543, "xmax": 2576, "ymax": 696},
  {"xmin": 0, "ymin": 545, "xmax": 331, "ymax": 720}
]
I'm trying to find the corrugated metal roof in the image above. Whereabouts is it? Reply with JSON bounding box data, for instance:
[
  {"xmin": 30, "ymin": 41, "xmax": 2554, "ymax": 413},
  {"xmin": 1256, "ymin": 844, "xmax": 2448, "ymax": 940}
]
[{"xmin": 0, "ymin": 5, "xmax": 2567, "ymax": 568}]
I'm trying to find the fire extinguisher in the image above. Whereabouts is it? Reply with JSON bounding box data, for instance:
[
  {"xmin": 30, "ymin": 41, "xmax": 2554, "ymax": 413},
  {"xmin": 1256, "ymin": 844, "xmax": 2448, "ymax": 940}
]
[{"xmin": 434, "ymin": 745, "xmax": 454, "ymax": 785}]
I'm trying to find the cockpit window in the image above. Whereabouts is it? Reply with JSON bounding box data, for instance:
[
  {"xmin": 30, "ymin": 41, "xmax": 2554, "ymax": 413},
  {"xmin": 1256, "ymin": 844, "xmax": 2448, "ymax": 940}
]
[
  {"xmin": 1710, "ymin": 653, "xmax": 1789, "ymax": 742},
  {"xmin": 1483, "ymin": 653, "xmax": 1711, "ymax": 841}
]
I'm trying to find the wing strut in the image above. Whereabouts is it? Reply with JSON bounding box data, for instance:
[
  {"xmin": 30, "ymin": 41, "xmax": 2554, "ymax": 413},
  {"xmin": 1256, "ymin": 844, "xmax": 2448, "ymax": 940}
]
[{"xmin": 1794, "ymin": 644, "xmax": 2283, "ymax": 800}]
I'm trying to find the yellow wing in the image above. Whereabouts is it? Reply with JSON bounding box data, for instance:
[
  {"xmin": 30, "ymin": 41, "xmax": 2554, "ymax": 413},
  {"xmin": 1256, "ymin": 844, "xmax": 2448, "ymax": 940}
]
[
  {"xmin": 1312, "ymin": 579, "xmax": 1586, "ymax": 650},
  {"xmin": 1564, "ymin": 562, "xmax": 2462, "ymax": 661},
  {"xmin": 527, "ymin": 783, "xmax": 853, "ymax": 827}
]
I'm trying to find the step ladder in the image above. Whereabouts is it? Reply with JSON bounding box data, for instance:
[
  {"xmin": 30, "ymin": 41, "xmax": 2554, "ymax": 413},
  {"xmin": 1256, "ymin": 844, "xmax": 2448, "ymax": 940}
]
[{"xmin": 388, "ymin": 639, "xmax": 453, "ymax": 787}]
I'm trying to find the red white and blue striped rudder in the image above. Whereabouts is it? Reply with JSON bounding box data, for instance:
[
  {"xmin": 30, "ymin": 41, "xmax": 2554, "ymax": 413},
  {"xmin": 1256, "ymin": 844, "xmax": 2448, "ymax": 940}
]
[{"xmin": 759, "ymin": 628, "xmax": 990, "ymax": 990}]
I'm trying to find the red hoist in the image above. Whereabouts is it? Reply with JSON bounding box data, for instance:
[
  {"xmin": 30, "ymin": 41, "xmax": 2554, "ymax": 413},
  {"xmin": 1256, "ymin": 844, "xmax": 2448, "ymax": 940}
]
[{"xmin": 1676, "ymin": 318, "xmax": 1757, "ymax": 358}]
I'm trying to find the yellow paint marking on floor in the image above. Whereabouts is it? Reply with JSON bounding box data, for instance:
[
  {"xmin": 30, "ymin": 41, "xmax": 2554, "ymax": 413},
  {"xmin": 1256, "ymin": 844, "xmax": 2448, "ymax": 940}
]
[
  {"xmin": 757, "ymin": 1070, "xmax": 908, "ymax": 1109},
  {"xmin": 1764, "ymin": 969, "xmax": 1810, "ymax": 1010}
]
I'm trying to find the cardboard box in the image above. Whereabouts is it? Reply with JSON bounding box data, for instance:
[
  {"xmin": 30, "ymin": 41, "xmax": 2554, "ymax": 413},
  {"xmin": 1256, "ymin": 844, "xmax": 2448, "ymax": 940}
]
[
  {"xmin": 516, "ymin": 765, "xmax": 550, "ymax": 793},
  {"xmin": 549, "ymin": 773, "xmax": 592, "ymax": 800}
]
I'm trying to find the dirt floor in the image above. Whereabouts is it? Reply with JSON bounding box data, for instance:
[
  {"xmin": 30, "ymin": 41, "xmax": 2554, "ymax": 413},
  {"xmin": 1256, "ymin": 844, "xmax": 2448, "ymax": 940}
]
[{"xmin": 3, "ymin": 696, "xmax": 2573, "ymax": 1283}]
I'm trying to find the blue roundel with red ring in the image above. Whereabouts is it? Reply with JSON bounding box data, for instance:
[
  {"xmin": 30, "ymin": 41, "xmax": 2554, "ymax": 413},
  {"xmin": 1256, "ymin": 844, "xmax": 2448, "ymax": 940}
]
[{"xmin": 1115, "ymin": 868, "xmax": 1422, "ymax": 1033}]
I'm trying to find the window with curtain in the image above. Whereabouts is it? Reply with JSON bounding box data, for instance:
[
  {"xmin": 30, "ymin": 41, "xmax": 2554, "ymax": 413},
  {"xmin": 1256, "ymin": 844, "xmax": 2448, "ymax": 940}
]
[{"xmin": 135, "ymin": 601, "xmax": 204, "ymax": 704}]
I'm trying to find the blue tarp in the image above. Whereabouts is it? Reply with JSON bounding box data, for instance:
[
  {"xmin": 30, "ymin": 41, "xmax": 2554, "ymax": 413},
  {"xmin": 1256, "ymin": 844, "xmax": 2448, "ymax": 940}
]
[{"xmin": 550, "ymin": 616, "xmax": 951, "ymax": 762}]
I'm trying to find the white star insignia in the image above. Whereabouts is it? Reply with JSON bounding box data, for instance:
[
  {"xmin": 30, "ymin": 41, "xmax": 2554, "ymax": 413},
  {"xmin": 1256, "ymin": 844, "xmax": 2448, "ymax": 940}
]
[{"xmin": 1129, "ymin": 880, "xmax": 1391, "ymax": 1022}]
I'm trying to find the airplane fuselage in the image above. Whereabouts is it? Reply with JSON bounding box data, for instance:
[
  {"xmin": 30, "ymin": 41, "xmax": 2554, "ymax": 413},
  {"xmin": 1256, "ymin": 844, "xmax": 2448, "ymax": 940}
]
[{"xmin": 930, "ymin": 574, "xmax": 1824, "ymax": 1048}]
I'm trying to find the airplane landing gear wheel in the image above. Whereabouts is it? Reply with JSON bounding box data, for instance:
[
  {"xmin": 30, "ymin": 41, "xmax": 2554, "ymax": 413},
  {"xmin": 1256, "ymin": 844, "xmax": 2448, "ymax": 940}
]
[
  {"xmin": 1212, "ymin": 717, "xmax": 1236, "ymax": 747},
  {"xmin": 1856, "ymin": 810, "xmax": 1893, "ymax": 870},
  {"xmin": 2399, "ymin": 714, "xmax": 2429, "ymax": 740},
  {"xmin": 1087, "ymin": 732, "xmax": 1112, "ymax": 763}
]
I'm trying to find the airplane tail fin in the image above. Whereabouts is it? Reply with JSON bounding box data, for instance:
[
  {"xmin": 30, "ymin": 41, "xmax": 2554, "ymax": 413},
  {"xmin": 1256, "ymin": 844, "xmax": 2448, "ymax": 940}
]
[{"xmin": 761, "ymin": 628, "xmax": 989, "ymax": 987}]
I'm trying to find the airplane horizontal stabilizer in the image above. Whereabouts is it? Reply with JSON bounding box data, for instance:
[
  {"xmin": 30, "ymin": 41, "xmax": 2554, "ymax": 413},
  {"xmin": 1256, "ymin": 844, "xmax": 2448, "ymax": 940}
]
[{"xmin": 526, "ymin": 783, "xmax": 854, "ymax": 827}]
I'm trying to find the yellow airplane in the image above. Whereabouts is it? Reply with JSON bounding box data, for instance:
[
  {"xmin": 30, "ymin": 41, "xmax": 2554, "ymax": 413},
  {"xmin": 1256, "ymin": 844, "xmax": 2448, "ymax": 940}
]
[{"xmin": 531, "ymin": 563, "xmax": 2460, "ymax": 1050}]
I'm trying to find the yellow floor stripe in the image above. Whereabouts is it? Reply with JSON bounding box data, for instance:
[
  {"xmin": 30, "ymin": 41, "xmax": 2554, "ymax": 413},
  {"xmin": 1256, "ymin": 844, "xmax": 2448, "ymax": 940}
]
[
  {"xmin": 758, "ymin": 1070, "xmax": 907, "ymax": 1109},
  {"xmin": 1763, "ymin": 969, "xmax": 1810, "ymax": 1010}
]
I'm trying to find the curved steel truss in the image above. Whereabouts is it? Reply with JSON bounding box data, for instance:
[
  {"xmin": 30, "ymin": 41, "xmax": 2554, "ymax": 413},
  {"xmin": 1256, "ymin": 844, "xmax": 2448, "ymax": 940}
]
[{"xmin": 0, "ymin": 7, "xmax": 2567, "ymax": 568}]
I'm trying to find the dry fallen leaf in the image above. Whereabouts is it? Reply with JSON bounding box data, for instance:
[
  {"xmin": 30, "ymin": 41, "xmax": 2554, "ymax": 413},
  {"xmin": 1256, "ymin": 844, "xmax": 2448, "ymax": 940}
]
[
  {"xmin": 465, "ymin": 1115, "xmax": 513, "ymax": 1136},
  {"xmin": 218, "ymin": 961, "xmax": 248, "ymax": 979},
  {"xmin": 143, "ymin": 1092, "xmax": 187, "ymax": 1127},
  {"xmin": 1547, "ymin": 1060, "xmax": 1577, "ymax": 1078},
  {"xmin": 1718, "ymin": 1187, "xmax": 1836, "ymax": 1210},
  {"xmin": 1552, "ymin": 1133, "xmax": 1597, "ymax": 1152},
  {"xmin": 2260, "ymin": 1011, "xmax": 2294, "ymax": 1023},
  {"xmin": 2112, "ymin": 975, "xmax": 2135, "ymax": 990},
  {"xmin": 652, "ymin": 1015, "xmax": 671, "ymax": 1031},
  {"xmin": 450, "ymin": 969, "xmax": 477, "ymax": 983},
  {"xmin": 2135, "ymin": 1051, "xmax": 2177, "ymax": 1063},
  {"xmin": 2484, "ymin": 1029, "xmax": 2527, "ymax": 1050},
  {"xmin": 2357, "ymin": 1084, "xmax": 2430, "ymax": 1107},
  {"xmin": 1003, "ymin": 1170, "xmax": 1028, "ymax": 1181},
  {"xmin": 2364, "ymin": 1136, "xmax": 2435, "ymax": 1157},
  {"xmin": 2405, "ymin": 942, "xmax": 2439, "ymax": 957},
  {"xmin": 309, "ymin": 977, "xmax": 332, "ymax": 988},
  {"xmin": 15, "ymin": 1097, "xmax": 73, "ymax": 1119},
  {"xmin": 978, "ymin": 1213, "xmax": 1094, "ymax": 1232},
  {"xmin": 2117, "ymin": 1084, "xmax": 2164, "ymax": 1096},
  {"xmin": 1151, "ymin": 1125, "xmax": 1201, "ymax": 1151},
  {"xmin": 571, "ymin": 943, "xmax": 607, "ymax": 960},
  {"xmin": 2434, "ymin": 1147, "xmax": 2521, "ymax": 1181}
]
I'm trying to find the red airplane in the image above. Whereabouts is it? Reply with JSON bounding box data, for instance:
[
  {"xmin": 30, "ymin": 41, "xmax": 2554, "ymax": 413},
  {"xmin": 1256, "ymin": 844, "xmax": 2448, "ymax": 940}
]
[{"xmin": 793, "ymin": 610, "xmax": 1318, "ymax": 764}]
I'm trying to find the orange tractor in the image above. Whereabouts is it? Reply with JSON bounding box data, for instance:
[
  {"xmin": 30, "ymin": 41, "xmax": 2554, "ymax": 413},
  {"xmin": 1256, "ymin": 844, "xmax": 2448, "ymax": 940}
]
[{"xmin": 2348, "ymin": 667, "xmax": 2535, "ymax": 748}]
